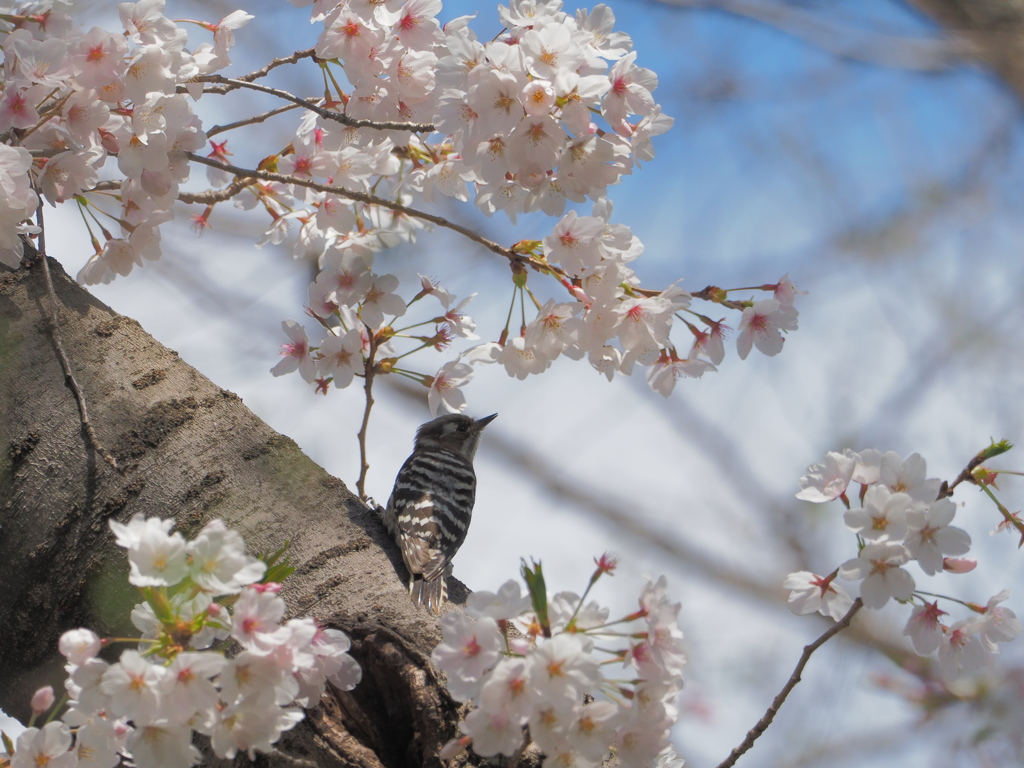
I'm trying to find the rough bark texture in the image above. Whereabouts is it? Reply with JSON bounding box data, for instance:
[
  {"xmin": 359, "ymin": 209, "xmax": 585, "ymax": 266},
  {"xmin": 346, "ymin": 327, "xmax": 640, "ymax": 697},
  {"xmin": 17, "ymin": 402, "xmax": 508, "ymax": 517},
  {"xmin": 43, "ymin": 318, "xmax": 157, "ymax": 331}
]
[
  {"xmin": 0, "ymin": 249, "xmax": 476, "ymax": 767},
  {"xmin": 907, "ymin": 0, "xmax": 1024, "ymax": 100}
]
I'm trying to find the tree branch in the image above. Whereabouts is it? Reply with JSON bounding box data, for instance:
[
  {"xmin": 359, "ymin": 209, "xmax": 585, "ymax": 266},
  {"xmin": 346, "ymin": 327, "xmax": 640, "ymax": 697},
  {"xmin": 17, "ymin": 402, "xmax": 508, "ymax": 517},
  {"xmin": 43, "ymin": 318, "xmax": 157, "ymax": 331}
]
[
  {"xmin": 177, "ymin": 176, "xmax": 253, "ymax": 205},
  {"xmin": 198, "ymin": 75, "xmax": 436, "ymax": 134},
  {"xmin": 356, "ymin": 329, "xmax": 378, "ymax": 500},
  {"xmin": 190, "ymin": 48, "xmax": 319, "ymax": 92},
  {"xmin": 715, "ymin": 598, "xmax": 864, "ymax": 768},
  {"xmin": 657, "ymin": 0, "xmax": 976, "ymax": 71},
  {"xmin": 32, "ymin": 203, "xmax": 121, "ymax": 473},
  {"xmin": 183, "ymin": 152, "xmax": 551, "ymax": 274},
  {"xmin": 206, "ymin": 103, "xmax": 303, "ymax": 139}
]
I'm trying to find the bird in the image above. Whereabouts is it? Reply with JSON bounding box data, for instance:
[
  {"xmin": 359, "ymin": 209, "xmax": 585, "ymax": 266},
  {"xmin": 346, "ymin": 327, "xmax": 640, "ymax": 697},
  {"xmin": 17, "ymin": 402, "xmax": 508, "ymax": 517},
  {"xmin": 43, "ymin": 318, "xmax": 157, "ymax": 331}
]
[{"xmin": 379, "ymin": 413, "xmax": 497, "ymax": 613}]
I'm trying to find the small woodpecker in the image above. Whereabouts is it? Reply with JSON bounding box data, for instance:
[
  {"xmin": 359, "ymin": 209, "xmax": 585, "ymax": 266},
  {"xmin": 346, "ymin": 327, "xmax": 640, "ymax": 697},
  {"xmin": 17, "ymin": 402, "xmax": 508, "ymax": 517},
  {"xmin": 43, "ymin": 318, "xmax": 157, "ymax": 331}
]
[{"xmin": 379, "ymin": 413, "xmax": 497, "ymax": 613}]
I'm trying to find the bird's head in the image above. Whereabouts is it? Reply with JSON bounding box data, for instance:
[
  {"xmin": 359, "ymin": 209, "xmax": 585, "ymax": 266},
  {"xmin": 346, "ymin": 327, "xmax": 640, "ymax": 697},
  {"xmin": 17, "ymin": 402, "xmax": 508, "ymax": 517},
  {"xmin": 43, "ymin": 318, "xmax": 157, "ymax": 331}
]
[{"xmin": 414, "ymin": 413, "xmax": 497, "ymax": 460}]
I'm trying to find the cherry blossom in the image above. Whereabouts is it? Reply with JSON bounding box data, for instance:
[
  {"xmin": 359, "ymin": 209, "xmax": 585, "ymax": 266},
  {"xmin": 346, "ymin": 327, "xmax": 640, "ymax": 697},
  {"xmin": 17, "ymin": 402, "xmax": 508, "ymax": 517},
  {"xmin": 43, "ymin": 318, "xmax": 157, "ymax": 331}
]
[
  {"xmin": 973, "ymin": 590, "xmax": 1022, "ymax": 653},
  {"xmin": 843, "ymin": 485, "xmax": 911, "ymax": 543},
  {"xmin": 839, "ymin": 541, "xmax": 915, "ymax": 609},
  {"xmin": 59, "ymin": 628, "xmax": 102, "ymax": 665},
  {"xmin": 937, "ymin": 619, "xmax": 987, "ymax": 682},
  {"xmin": 783, "ymin": 571, "xmax": 854, "ymax": 621},
  {"xmin": 100, "ymin": 650, "xmax": 166, "ymax": 724},
  {"xmin": 903, "ymin": 600, "xmax": 947, "ymax": 655},
  {"xmin": 795, "ymin": 451, "xmax": 855, "ymax": 503},
  {"xmin": 428, "ymin": 359, "xmax": 474, "ymax": 416},
  {"xmin": 189, "ymin": 522, "xmax": 266, "ymax": 594},
  {"xmin": 459, "ymin": 707, "xmax": 525, "ymax": 757},
  {"xmin": 126, "ymin": 722, "xmax": 201, "ymax": 768},
  {"xmin": 318, "ymin": 328, "xmax": 366, "ymax": 389},
  {"xmin": 878, "ymin": 451, "xmax": 942, "ymax": 504},
  {"xmin": 735, "ymin": 298, "xmax": 798, "ymax": 360},
  {"xmin": 358, "ymin": 272, "xmax": 407, "ymax": 328},
  {"xmin": 10, "ymin": 722, "xmax": 75, "ymax": 768},
  {"xmin": 108, "ymin": 513, "xmax": 189, "ymax": 587},
  {"xmin": 160, "ymin": 652, "xmax": 226, "ymax": 724},
  {"xmin": 431, "ymin": 613, "xmax": 504, "ymax": 701},
  {"xmin": 231, "ymin": 587, "xmax": 290, "ymax": 652},
  {"xmin": 271, "ymin": 320, "xmax": 318, "ymax": 383},
  {"xmin": 903, "ymin": 497, "xmax": 971, "ymax": 575}
]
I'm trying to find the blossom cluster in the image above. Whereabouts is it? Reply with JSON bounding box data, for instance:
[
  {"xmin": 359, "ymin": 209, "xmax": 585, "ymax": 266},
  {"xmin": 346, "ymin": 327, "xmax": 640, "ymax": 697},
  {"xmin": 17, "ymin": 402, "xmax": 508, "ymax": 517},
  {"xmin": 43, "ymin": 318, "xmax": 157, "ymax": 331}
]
[
  {"xmin": 277, "ymin": 255, "xmax": 799, "ymax": 413},
  {"xmin": 0, "ymin": 0, "xmax": 252, "ymax": 277},
  {"xmin": 269, "ymin": 0, "xmax": 799, "ymax": 401},
  {"xmin": 788, "ymin": 449, "xmax": 1021, "ymax": 681},
  {"xmin": 430, "ymin": 560, "xmax": 685, "ymax": 767},
  {"xmin": 0, "ymin": 0, "xmax": 802, "ymax": 409},
  {"xmin": 297, "ymin": 0, "xmax": 671, "ymax": 220},
  {"xmin": 3, "ymin": 515, "xmax": 360, "ymax": 768}
]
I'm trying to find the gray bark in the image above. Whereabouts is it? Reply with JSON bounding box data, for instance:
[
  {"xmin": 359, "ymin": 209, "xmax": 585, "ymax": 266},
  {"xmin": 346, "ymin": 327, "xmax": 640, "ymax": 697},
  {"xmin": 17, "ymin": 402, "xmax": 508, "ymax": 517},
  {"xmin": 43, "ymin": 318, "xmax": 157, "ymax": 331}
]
[{"xmin": 0, "ymin": 247, "xmax": 470, "ymax": 767}]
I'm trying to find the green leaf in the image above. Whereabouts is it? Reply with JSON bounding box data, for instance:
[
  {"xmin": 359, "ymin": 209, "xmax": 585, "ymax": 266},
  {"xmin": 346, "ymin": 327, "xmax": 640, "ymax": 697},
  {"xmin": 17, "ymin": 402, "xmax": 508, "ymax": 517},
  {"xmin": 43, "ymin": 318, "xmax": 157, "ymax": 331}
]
[
  {"xmin": 979, "ymin": 439, "xmax": 1013, "ymax": 461},
  {"xmin": 520, "ymin": 558, "xmax": 551, "ymax": 638},
  {"xmin": 263, "ymin": 561, "xmax": 296, "ymax": 584},
  {"xmin": 260, "ymin": 541, "xmax": 291, "ymax": 570}
]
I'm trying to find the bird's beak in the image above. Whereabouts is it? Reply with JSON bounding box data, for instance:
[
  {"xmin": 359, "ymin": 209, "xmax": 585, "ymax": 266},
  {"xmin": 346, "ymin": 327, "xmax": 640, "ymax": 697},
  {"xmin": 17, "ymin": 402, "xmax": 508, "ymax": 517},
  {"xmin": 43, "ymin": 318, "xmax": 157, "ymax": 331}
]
[{"xmin": 476, "ymin": 413, "xmax": 498, "ymax": 429}]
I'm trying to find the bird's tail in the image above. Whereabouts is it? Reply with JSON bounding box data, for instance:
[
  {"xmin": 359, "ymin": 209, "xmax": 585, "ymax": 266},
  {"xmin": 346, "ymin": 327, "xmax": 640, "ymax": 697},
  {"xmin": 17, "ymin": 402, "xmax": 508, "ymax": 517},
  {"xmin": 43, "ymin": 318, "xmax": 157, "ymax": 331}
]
[{"xmin": 410, "ymin": 575, "xmax": 447, "ymax": 614}]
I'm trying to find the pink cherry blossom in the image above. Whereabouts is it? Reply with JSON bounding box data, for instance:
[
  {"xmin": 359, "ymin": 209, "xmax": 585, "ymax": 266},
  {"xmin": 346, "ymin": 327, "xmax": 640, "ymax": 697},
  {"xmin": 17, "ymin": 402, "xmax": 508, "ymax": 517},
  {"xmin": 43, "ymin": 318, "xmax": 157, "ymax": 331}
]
[
  {"xmin": 735, "ymin": 298, "xmax": 798, "ymax": 359},
  {"xmin": 271, "ymin": 320, "xmax": 318, "ymax": 383}
]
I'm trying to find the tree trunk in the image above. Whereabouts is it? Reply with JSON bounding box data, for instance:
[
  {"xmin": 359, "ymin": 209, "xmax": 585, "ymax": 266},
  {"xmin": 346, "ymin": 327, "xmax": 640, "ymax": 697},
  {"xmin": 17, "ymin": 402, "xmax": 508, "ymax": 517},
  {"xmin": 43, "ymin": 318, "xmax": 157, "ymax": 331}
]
[{"xmin": 0, "ymin": 248, "xmax": 468, "ymax": 767}]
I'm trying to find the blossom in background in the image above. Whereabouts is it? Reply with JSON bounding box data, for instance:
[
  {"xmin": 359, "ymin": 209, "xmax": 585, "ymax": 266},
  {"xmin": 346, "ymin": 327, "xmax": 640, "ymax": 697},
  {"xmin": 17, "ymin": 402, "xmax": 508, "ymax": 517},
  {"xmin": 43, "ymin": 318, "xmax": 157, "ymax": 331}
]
[{"xmin": 796, "ymin": 451, "xmax": 855, "ymax": 503}]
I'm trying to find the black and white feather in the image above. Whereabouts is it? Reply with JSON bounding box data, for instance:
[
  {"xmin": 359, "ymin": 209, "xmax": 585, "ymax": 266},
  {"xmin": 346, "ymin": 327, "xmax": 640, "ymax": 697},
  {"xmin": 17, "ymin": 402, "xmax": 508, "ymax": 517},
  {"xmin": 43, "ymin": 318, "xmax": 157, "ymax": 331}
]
[{"xmin": 380, "ymin": 413, "xmax": 496, "ymax": 613}]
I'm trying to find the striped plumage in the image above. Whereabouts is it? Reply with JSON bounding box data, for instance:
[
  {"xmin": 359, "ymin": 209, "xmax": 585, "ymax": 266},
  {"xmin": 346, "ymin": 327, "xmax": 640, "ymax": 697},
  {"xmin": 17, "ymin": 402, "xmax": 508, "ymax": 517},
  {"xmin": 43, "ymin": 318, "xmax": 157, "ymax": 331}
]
[{"xmin": 381, "ymin": 413, "xmax": 497, "ymax": 613}]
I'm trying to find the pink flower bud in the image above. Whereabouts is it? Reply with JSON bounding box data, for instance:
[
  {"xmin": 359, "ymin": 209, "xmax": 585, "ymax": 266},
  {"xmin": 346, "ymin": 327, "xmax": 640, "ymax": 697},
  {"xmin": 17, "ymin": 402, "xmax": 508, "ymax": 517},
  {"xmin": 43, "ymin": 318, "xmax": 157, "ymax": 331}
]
[
  {"xmin": 942, "ymin": 557, "xmax": 978, "ymax": 574},
  {"xmin": 31, "ymin": 686, "xmax": 54, "ymax": 714}
]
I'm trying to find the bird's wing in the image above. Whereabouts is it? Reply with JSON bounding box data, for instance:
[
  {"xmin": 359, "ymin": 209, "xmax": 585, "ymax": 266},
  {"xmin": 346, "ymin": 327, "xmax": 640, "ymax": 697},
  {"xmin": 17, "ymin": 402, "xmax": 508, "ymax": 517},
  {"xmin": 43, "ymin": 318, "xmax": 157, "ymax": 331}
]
[{"xmin": 398, "ymin": 494, "xmax": 448, "ymax": 581}]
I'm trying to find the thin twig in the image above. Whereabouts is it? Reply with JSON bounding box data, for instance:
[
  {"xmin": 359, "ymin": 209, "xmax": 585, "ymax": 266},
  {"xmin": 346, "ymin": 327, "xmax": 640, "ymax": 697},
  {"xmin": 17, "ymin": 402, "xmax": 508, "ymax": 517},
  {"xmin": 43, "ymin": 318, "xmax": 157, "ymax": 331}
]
[
  {"xmin": 177, "ymin": 177, "xmax": 254, "ymax": 205},
  {"xmin": 207, "ymin": 103, "xmax": 303, "ymax": 138},
  {"xmin": 189, "ymin": 48, "xmax": 319, "ymax": 93},
  {"xmin": 355, "ymin": 329, "xmax": 378, "ymax": 500},
  {"xmin": 199, "ymin": 75, "xmax": 436, "ymax": 134},
  {"xmin": 939, "ymin": 449, "xmax": 993, "ymax": 498},
  {"xmin": 715, "ymin": 598, "xmax": 863, "ymax": 768},
  {"xmin": 32, "ymin": 202, "xmax": 122, "ymax": 473}
]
